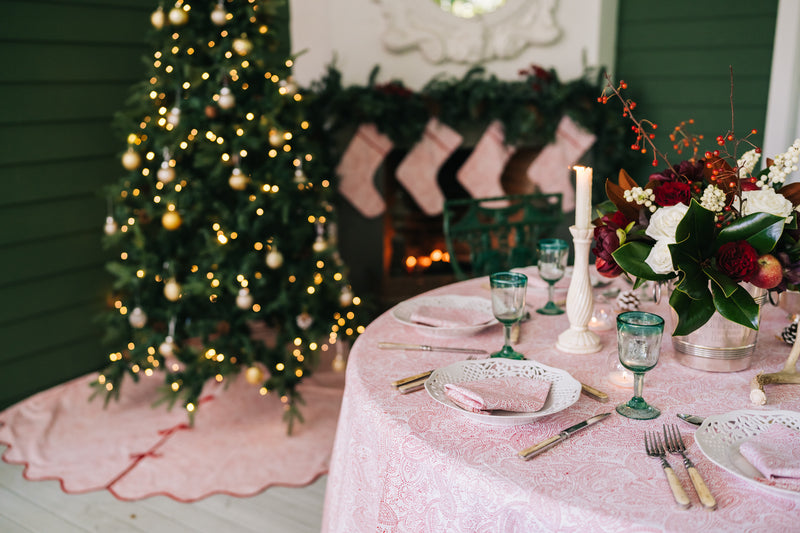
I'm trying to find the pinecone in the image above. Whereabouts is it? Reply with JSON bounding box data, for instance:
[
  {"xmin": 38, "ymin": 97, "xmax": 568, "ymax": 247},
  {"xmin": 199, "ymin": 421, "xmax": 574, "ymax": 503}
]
[
  {"xmin": 781, "ymin": 322, "xmax": 797, "ymax": 345},
  {"xmin": 616, "ymin": 290, "xmax": 640, "ymax": 312}
]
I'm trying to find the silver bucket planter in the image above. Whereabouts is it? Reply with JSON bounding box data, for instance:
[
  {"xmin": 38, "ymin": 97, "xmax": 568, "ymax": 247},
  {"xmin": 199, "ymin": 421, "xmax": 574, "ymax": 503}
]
[{"xmin": 670, "ymin": 284, "xmax": 767, "ymax": 372}]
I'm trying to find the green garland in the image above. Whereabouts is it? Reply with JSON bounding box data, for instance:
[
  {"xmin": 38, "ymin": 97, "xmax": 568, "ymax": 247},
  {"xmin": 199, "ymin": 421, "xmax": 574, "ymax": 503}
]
[{"xmin": 304, "ymin": 64, "xmax": 637, "ymax": 196}]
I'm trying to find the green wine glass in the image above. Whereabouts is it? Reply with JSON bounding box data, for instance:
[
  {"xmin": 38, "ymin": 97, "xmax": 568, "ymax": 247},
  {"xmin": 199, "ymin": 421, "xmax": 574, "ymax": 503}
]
[
  {"xmin": 536, "ymin": 238, "xmax": 569, "ymax": 315},
  {"xmin": 615, "ymin": 311, "xmax": 665, "ymax": 420},
  {"xmin": 489, "ymin": 271, "xmax": 528, "ymax": 360}
]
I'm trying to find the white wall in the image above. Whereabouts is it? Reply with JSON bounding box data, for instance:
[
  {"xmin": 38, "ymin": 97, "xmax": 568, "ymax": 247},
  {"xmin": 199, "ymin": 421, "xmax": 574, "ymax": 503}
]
[
  {"xmin": 289, "ymin": 0, "xmax": 618, "ymax": 89},
  {"xmin": 763, "ymin": 0, "xmax": 800, "ymax": 172}
]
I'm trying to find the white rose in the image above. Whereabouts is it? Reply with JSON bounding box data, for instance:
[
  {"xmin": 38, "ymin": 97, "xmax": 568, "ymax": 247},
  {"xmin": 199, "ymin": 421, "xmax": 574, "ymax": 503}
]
[
  {"xmin": 738, "ymin": 189, "xmax": 793, "ymax": 219},
  {"xmin": 645, "ymin": 239, "xmax": 675, "ymax": 275},
  {"xmin": 645, "ymin": 203, "xmax": 689, "ymax": 242}
]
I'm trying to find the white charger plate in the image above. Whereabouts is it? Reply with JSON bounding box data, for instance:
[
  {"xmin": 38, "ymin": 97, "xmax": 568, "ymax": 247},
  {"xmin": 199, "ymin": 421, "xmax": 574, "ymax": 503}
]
[
  {"xmin": 695, "ymin": 409, "xmax": 800, "ymax": 500},
  {"xmin": 391, "ymin": 295, "xmax": 498, "ymax": 337},
  {"xmin": 424, "ymin": 358, "xmax": 581, "ymax": 425}
]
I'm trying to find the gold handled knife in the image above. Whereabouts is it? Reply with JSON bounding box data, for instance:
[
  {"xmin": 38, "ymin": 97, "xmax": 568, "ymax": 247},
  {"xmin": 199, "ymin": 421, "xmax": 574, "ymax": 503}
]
[{"xmin": 518, "ymin": 413, "xmax": 612, "ymax": 459}]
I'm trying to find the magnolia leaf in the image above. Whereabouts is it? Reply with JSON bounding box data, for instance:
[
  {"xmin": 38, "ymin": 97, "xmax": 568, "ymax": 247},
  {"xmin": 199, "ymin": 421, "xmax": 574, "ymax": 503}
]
[
  {"xmin": 671, "ymin": 257, "xmax": 708, "ymax": 299},
  {"xmin": 611, "ymin": 241, "xmax": 672, "ymax": 281},
  {"xmin": 716, "ymin": 212, "xmax": 784, "ymax": 254},
  {"xmin": 711, "ymin": 284, "xmax": 759, "ymax": 330},
  {"xmin": 669, "ymin": 287, "xmax": 715, "ymax": 336},
  {"xmin": 604, "ymin": 169, "xmax": 641, "ymax": 222},
  {"xmin": 779, "ymin": 182, "xmax": 800, "ymax": 207},
  {"xmin": 675, "ymin": 200, "xmax": 715, "ymax": 258},
  {"xmin": 703, "ymin": 267, "xmax": 738, "ymax": 298}
]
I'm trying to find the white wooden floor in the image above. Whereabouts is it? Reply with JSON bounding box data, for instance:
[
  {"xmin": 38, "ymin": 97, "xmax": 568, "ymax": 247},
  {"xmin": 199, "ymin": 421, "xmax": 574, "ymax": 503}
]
[{"xmin": 0, "ymin": 447, "xmax": 326, "ymax": 533}]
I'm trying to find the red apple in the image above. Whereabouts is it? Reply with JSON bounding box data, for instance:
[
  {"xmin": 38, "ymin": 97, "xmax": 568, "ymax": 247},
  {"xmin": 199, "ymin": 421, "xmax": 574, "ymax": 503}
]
[{"xmin": 749, "ymin": 253, "xmax": 782, "ymax": 289}]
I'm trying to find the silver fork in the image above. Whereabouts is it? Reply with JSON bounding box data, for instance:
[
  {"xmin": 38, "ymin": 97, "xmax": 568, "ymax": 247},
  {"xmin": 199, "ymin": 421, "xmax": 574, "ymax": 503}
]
[
  {"xmin": 644, "ymin": 431, "xmax": 691, "ymax": 508},
  {"xmin": 663, "ymin": 424, "xmax": 717, "ymax": 510}
]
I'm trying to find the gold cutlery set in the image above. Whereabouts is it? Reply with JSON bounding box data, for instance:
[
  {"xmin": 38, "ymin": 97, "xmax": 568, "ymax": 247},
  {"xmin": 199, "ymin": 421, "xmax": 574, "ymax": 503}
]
[
  {"xmin": 384, "ymin": 342, "xmax": 609, "ymax": 401},
  {"xmin": 645, "ymin": 424, "xmax": 716, "ymax": 510}
]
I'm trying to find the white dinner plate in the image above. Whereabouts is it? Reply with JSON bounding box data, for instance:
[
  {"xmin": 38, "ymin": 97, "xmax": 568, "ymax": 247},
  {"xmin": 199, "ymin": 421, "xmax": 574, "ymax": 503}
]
[
  {"xmin": 695, "ymin": 409, "xmax": 800, "ymax": 500},
  {"xmin": 424, "ymin": 358, "xmax": 581, "ymax": 425},
  {"xmin": 391, "ymin": 295, "xmax": 498, "ymax": 337}
]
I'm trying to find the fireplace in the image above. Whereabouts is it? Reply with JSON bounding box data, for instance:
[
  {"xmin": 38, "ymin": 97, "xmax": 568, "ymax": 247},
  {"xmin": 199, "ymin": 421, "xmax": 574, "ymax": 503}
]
[{"xmin": 336, "ymin": 146, "xmax": 549, "ymax": 312}]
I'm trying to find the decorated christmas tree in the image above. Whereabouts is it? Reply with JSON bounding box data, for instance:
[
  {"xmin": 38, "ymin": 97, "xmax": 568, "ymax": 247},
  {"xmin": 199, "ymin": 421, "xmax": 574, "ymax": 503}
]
[{"xmin": 98, "ymin": 0, "xmax": 364, "ymax": 431}]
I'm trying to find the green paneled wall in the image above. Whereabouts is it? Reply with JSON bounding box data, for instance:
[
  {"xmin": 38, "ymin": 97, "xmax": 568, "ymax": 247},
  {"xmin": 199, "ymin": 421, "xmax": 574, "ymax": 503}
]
[
  {"xmin": 615, "ymin": 0, "xmax": 778, "ymax": 181},
  {"xmin": 0, "ymin": 0, "xmax": 154, "ymax": 409}
]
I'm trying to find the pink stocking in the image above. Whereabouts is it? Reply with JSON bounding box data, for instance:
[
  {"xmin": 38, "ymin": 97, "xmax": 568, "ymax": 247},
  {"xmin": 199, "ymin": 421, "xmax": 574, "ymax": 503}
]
[
  {"xmin": 527, "ymin": 115, "xmax": 596, "ymax": 212},
  {"xmin": 335, "ymin": 123, "xmax": 394, "ymax": 218},
  {"xmin": 457, "ymin": 120, "xmax": 516, "ymax": 203},
  {"xmin": 396, "ymin": 118, "xmax": 463, "ymax": 216}
]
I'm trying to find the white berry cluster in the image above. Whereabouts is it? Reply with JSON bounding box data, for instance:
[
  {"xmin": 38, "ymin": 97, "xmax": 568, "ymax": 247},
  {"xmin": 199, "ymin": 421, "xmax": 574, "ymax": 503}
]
[
  {"xmin": 623, "ymin": 186, "xmax": 656, "ymax": 213},
  {"xmin": 761, "ymin": 138, "xmax": 800, "ymax": 189},
  {"xmin": 700, "ymin": 184, "xmax": 726, "ymax": 213},
  {"xmin": 737, "ymin": 148, "xmax": 761, "ymax": 179}
]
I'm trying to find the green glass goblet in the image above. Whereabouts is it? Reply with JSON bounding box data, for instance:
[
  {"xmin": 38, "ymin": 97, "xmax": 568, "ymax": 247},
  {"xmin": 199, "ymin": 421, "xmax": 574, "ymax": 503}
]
[
  {"xmin": 536, "ymin": 238, "xmax": 569, "ymax": 315},
  {"xmin": 615, "ymin": 311, "xmax": 665, "ymax": 420},
  {"xmin": 489, "ymin": 271, "xmax": 528, "ymax": 360}
]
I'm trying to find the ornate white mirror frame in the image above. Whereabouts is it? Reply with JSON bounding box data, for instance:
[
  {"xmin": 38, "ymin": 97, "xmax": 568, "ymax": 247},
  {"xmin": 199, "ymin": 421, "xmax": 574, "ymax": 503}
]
[{"xmin": 373, "ymin": 0, "xmax": 563, "ymax": 64}]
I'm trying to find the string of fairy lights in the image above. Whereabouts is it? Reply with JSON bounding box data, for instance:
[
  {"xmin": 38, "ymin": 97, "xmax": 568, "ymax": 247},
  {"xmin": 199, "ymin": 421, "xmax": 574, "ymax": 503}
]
[{"xmin": 99, "ymin": 0, "xmax": 365, "ymax": 422}]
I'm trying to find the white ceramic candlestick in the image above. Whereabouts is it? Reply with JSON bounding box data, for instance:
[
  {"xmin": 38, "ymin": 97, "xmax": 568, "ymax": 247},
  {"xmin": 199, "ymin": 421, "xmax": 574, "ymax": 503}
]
[{"xmin": 556, "ymin": 225, "xmax": 602, "ymax": 354}]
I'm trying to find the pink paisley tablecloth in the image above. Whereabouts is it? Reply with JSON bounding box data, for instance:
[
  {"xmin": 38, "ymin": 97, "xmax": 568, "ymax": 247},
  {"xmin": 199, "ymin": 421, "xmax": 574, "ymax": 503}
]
[{"xmin": 322, "ymin": 273, "xmax": 800, "ymax": 532}]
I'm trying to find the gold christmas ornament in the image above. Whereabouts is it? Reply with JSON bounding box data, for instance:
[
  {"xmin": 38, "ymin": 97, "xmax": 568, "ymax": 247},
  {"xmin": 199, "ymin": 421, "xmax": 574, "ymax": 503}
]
[
  {"xmin": 166, "ymin": 106, "xmax": 181, "ymax": 126},
  {"xmin": 293, "ymin": 168, "xmax": 308, "ymax": 184},
  {"xmin": 121, "ymin": 147, "xmax": 141, "ymax": 170},
  {"xmin": 151, "ymin": 6, "xmax": 166, "ymax": 29},
  {"xmin": 245, "ymin": 365, "xmax": 265, "ymax": 385},
  {"xmin": 159, "ymin": 336, "xmax": 177, "ymax": 358},
  {"xmin": 210, "ymin": 3, "xmax": 228, "ymax": 26},
  {"xmin": 236, "ymin": 288, "xmax": 254, "ymax": 309},
  {"xmin": 103, "ymin": 216, "xmax": 118, "ymax": 236},
  {"xmin": 232, "ymin": 37, "xmax": 253, "ymax": 56},
  {"xmin": 168, "ymin": 6, "xmax": 188, "ymax": 25},
  {"xmin": 265, "ymin": 248, "xmax": 284, "ymax": 269},
  {"xmin": 157, "ymin": 162, "xmax": 176, "ymax": 183},
  {"xmin": 204, "ymin": 104, "xmax": 218, "ymax": 118},
  {"xmin": 163, "ymin": 279, "xmax": 182, "ymax": 301},
  {"xmin": 218, "ymin": 87, "xmax": 235, "ymax": 110},
  {"xmin": 128, "ymin": 307, "xmax": 148, "ymax": 328},
  {"xmin": 296, "ymin": 311, "xmax": 313, "ymax": 330},
  {"xmin": 268, "ymin": 129, "xmax": 284, "ymax": 147},
  {"xmin": 339, "ymin": 286, "xmax": 354, "ymax": 307},
  {"xmin": 312, "ymin": 236, "xmax": 327, "ymax": 253},
  {"xmin": 332, "ymin": 353, "xmax": 346, "ymax": 372},
  {"xmin": 228, "ymin": 168, "xmax": 248, "ymax": 190},
  {"xmin": 162, "ymin": 211, "xmax": 182, "ymax": 230}
]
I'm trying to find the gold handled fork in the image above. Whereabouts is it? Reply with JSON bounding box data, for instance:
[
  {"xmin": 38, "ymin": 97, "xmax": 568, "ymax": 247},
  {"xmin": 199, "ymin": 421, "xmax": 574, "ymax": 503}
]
[
  {"xmin": 644, "ymin": 431, "xmax": 691, "ymax": 508},
  {"xmin": 663, "ymin": 424, "xmax": 717, "ymax": 510}
]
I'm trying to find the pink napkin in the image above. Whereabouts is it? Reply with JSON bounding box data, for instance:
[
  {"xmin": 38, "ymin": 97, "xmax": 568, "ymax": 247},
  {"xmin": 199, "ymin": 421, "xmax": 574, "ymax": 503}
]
[
  {"xmin": 409, "ymin": 305, "xmax": 493, "ymax": 328},
  {"xmin": 444, "ymin": 377, "xmax": 551, "ymax": 413},
  {"xmin": 739, "ymin": 424, "xmax": 800, "ymax": 491}
]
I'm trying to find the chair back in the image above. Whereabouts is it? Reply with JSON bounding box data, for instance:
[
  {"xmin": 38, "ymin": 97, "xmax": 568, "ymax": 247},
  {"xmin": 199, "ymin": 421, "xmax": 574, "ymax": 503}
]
[{"xmin": 443, "ymin": 193, "xmax": 563, "ymax": 280}]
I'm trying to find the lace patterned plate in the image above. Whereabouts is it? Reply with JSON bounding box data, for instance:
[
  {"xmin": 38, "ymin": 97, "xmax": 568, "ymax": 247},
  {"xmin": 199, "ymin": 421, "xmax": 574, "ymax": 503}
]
[
  {"xmin": 424, "ymin": 358, "xmax": 581, "ymax": 425},
  {"xmin": 695, "ymin": 409, "xmax": 800, "ymax": 500},
  {"xmin": 391, "ymin": 295, "xmax": 498, "ymax": 337}
]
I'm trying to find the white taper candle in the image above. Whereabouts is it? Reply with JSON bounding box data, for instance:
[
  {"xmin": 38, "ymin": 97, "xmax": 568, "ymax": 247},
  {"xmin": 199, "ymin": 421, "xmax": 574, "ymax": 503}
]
[{"xmin": 574, "ymin": 166, "xmax": 593, "ymax": 229}]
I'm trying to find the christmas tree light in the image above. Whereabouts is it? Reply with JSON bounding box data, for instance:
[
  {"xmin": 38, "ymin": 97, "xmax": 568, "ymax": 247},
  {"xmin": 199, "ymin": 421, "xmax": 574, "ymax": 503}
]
[{"xmin": 98, "ymin": 0, "xmax": 366, "ymax": 432}]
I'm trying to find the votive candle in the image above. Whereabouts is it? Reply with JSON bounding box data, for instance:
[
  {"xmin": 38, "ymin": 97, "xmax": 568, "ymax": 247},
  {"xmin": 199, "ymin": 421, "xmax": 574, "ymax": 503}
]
[{"xmin": 574, "ymin": 165, "xmax": 593, "ymax": 229}]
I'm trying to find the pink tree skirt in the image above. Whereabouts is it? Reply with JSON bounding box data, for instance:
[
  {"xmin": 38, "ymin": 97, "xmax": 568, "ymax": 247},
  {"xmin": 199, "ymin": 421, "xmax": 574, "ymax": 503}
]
[{"xmin": 0, "ymin": 365, "xmax": 344, "ymax": 501}]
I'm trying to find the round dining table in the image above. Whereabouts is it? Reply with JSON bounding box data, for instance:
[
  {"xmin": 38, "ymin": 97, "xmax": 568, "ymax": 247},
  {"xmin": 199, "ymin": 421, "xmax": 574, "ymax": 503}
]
[{"xmin": 321, "ymin": 267, "xmax": 800, "ymax": 532}]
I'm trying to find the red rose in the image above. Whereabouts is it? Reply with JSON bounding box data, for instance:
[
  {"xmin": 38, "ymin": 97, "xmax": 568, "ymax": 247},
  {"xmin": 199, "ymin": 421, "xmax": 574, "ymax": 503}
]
[
  {"xmin": 602, "ymin": 210, "xmax": 629, "ymax": 229},
  {"xmin": 653, "ymin": 181, "xmax": 691, "ymax": 207},
  {"xmin": 716, "ymin": 240, "xmax": 759, "ymax": 282},
  {"xmin": 592, "ymin": 225, "xmax": 623, "ymax": 278}
]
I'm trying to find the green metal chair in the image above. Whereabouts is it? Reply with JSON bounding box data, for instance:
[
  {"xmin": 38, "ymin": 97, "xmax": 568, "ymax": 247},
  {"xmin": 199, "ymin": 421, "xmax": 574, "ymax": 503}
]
[{"xmin": 443, "ymin": 193, "xmax": 563, "ymax": 280}]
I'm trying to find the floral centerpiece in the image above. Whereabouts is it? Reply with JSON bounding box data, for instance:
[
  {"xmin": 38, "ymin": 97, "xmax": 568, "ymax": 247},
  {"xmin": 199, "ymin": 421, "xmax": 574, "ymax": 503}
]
[{"xmin": 592, "ymin": 76, "xmax": 800, "ymax": 336}]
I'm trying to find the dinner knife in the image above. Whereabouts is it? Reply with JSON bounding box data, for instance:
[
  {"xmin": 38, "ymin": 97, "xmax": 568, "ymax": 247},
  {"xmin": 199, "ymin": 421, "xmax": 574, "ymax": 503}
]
[
  {"xmin": 518, "ymin": 412, "xmax": 612, "ymax": 460},
  {"xmin": 379, "ymin": 342, "xmax": 489, "ymax": 355}
]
